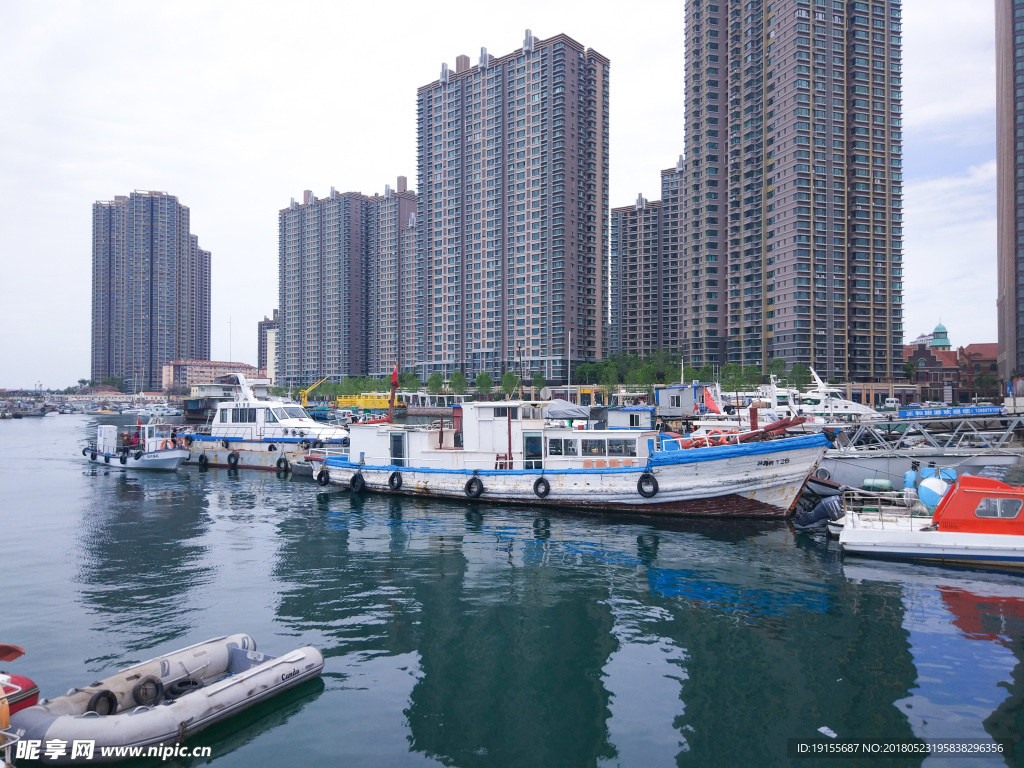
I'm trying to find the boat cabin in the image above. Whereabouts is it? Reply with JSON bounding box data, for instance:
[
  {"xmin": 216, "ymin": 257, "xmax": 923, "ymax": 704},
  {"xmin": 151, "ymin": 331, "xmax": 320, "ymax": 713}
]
[
  {"xmin": 346, "ymin": 400, "xmax": 657, "ymax": 471},
  {"xmin": 933, "ymin": 475, "xmax": 1024, "ymax": 535},
  {"xmin": 607, "ymin": 406, "xmax": 656, "ymax": 430}
]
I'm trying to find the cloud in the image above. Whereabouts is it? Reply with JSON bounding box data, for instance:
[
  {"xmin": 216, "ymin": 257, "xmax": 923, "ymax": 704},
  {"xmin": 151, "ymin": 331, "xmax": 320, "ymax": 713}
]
[{"xmin": 901, "ymin": 161, "xmax": 996, "ymax": 347}]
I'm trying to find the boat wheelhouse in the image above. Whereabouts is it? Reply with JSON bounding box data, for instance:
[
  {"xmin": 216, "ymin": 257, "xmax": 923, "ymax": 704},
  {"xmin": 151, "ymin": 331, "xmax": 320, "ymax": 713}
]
[{"xmin": 317, "ymin": 400, "xmax": 829, "ymax": 518}]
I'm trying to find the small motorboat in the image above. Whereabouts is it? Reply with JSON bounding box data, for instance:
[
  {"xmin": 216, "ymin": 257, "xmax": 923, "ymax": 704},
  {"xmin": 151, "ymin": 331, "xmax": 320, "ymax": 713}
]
[
  {"xmin": 840, "ymin": 474, "xmax": 1024, "ymax": 568},
  {"xmin": 82, "ymin": 424, "xmax": 190, "ymax": 471},
  {"xmin": 11, "ymin": 634, "xmax": 323, "ymax": 762}
]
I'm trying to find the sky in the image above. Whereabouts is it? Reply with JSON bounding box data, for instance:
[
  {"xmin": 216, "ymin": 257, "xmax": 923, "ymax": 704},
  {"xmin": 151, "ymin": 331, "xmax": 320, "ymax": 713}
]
[{"xmin": 0, "ymin": 0, "xmax": 997, "ymax": 389}]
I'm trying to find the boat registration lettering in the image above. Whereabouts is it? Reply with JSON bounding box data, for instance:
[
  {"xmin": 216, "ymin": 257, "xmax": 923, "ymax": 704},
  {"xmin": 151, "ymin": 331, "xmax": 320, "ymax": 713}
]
[{"xmin": 757, "ymin": 458, "xmax": 789, "ymax": 467}]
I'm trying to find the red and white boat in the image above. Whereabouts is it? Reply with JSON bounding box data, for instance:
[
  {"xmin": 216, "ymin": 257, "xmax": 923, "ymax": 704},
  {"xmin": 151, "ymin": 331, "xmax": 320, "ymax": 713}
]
[{"xmin": 840, "ymin": 475, "xmax": 1024, "ymax": 568}]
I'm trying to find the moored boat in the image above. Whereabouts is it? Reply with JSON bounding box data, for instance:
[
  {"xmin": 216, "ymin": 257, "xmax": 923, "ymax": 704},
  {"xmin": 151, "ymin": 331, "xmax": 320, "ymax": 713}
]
[
  {"xmin": 82, "ymin": 424, "xmax": 190, "ymax": 471},
  {"xmin": 840, "ymin": 474, "xmax": 1024, "ymax": 568},
  {"xmin": 10, "ymin": 634, "xmax": 324, "ymax": 763},
  {"xmin": 314, "ymin": 400, "xmax": 830, "ymax": 518}
]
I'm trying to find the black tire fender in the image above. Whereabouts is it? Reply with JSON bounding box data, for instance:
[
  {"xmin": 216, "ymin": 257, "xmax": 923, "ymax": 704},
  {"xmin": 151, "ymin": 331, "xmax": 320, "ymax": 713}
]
[
  {"xmin": 185, "ymin": 435, "xmax": 194, "ymax": 447},
  {"xmin": 388, "ymin": 471, "xmax": 403, "ymax": 491},
  {"xmin": 637, "ymin": 473, "xmax": 659, "ymax": 498},
  {"xmin": 86, "ymin": 689, "xmax": 117, "ymax": 716},
  {"xmin": 465, "ymin": 477, "xmax": 484, "ymax": 498},
  {"xmin": 276, "ymin": 456, "xmax": 289, "ymax": 471},
  {"xmin": 350, "ymin": 473, "xmax": 365, "ymax": 493},
  {"xmin": 90, "ymin": 452, "xmax": 97, "ymax": 461},
  {"xmin": 222, "ymin": 439, "xmax": 230, "ymax": 449},
  {"xmin": 313, "ymin": 439, "xmax": 324, "ymax": 449},
  {"xmin": 533, "ymin": 477, "xmax": 550, "ymax": 499},
  {"xmin": 103, "ymin": 455, "xmax": 109, "ymax": 464},
  {"xmin": 134, "ymin": 451, "xmax": 143, "ymax": 461},
  {"xmin": 119, "ymin": 454, "xmax": 127, "ymax": 465},
  {"xmin": 316, "ymin": 469, "xmax": 330, "ymax": 486},
  {"xmin": 227, "ymin": 451, "xmax": 239, "ymax": 469},
  {"xmin": 166, "ymin": 678, "xmax": 202, "ymax": 699},
  {"xmin": 198, "ymin": 454, "xmax": 209, "ymax": 470},
  {"xmin": 132, "ymin": 675, "xmax": 164, "ymax": 707},
  {"xmin": 341, "ymin": 436, "xmax": 350, "ymax": 448},
  {"xmin": 268, "ymin": 443, "xmax": 276, "ymax": 452}
]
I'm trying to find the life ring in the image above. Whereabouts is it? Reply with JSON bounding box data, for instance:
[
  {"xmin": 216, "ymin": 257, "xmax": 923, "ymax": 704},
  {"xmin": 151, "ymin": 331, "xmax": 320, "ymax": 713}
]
[
  {"xmin": 815, "ymin": 467, "xmax": 831, "ymax": 480},
  {"xmin": 316, "ymin": 469, "xmax": 330, "ymax": 486},
  {"xmin": 132, "ymin": 675, "xmax": 164, "ymax": 707},
  {"xmin": 134, "ymin": 450, "xmax": 143, "ymax": 461},
  {"xmin": 166, "ymin": 678, "xmax": 203, "ymax": 699},
  {"xmin": 637, "ymin": 473, "xmax": 659, "ymax": 498},
  {"xmin": 276, "ymin": 456, "xmax": 289, "ymax": 471},
  {"xmin": 227, "ymin": 451, "xmax": 239, "ymax": 469},
  {"xmin": 533, "ymin": 477, "xmax": 550, "ymax": 498},
  {"xmin": 86, "ymin": 689, "xmax": 117, "ymax": 715},
  {"xmin": 350, "ymin": 473, "xmax": 365, "ymax": 493},
  {"xmin": 388, "ymin": 471, "xmax": 403, "ymax": 491},
  {"xmin": 465, "ymin": 477, "xmax": 484, "ymax": 498},
  {"xmin": 160, "ymin": 440, "xmax": 172, "ymax": 450},
  {"xmin": 119, "ymin": 454, "xmax": 127, "ymax": 465},
  {"xmin": 198, "ymin": 454, "xmax": 208, "ymax": 470}
]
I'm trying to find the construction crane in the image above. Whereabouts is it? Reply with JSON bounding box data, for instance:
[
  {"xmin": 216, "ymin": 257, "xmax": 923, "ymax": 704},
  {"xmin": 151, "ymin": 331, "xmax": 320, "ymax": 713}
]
[{"xmin": 298, "ymin": 377, "xmax": 330, "ymax": 408}]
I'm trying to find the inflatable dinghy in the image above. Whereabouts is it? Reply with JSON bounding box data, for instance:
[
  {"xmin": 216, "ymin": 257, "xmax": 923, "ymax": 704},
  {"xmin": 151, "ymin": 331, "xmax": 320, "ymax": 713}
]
[{"xmin": 11, "ymin": 634, "xmax": 323, "ymax": 762}]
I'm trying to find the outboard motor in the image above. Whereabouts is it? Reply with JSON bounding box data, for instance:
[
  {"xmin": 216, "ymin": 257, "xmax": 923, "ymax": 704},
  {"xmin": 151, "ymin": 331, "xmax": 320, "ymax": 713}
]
[{"xmin": 793, "ymin": 495, "xmax": 844, "ymax": 531}]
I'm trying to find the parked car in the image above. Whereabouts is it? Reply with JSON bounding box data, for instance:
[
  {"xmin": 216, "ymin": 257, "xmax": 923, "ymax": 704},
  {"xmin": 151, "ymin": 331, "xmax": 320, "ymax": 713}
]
[
  {"xmin": 924, "ymin": 401, "xmax": 944, "ymax": 408},
  {"xmin": 883, "ymin": 397, "xmax": 900, "ymax": 409},
  {"xmin": 907, "ymin": 402, "xmax": 924, "ymax": 409}
]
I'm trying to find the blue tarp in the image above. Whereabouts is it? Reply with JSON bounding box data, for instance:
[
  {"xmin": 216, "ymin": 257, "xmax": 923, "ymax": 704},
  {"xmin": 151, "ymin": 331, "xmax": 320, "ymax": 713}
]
[{"xmin": 647, "ymin": 433, "xmax": 829, "ymax": 467}]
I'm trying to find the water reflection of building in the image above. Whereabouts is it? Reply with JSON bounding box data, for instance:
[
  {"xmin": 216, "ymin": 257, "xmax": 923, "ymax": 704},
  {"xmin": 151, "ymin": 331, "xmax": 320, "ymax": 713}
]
[{"xmin": 76, "ymin": 473, "xmax": 212, "ymax": 655}]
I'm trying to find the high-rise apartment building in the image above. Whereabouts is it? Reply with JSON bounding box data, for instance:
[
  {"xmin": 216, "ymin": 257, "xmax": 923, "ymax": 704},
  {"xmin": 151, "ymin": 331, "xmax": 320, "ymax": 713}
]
[
  {"xmin": 367, "ymin": 177, "xmax": 419, "ymax": 377},
  {"xmin": 91, "ymin": 190, "xmax": 211, "ymax": 392},
  {"xmin": 257, "ymin": 309, "xmax": 278, "ymax": 372},
  {"xmin": 277, "ymin": 189, "xmax": 369, "ymax": 387},
  {"xmin": 997, "ymin": 0, "xmax": 1024, "ymax": 381},
  {"xmin": 416, "ymin": 30, "xmax": 609, "ymax": 382},
  {"xmin": 609, "ymin": 161, "xmax": 687, "ymax": 356},
  {"xmin": 678, "ymin": 0, "xmax": 903, "ymax": 382}
]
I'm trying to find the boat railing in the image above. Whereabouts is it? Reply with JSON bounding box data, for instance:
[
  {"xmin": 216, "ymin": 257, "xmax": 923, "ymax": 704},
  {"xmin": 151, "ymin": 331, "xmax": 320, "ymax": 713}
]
[
  {"xmin": 1, "ymin": 727, "xmax": 20, "ymax": 765},
  {"xmin": 186, "ymin": 425, "xmax": 350, "ymax": 443},
  {"xmin": 306, "ymin": 446, "xmax": 349, "ymax": 462},
  {"xmin": 841, "ymin": 487, "xmax": 932, "ymax": 526}
]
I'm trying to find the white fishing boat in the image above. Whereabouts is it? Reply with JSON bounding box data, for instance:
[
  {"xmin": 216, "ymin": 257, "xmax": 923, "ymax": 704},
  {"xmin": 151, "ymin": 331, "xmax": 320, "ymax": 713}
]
[
  {"xmin": 185, "ymin": 374, "xmax": 349, "ymax": 472},
  {"xmin": 313, "ymin": 400, "xmax": 830, "ymax": 518},
  {"xmin": 82, "ymin": 424, "xmax": 190, "ymax": 471},
  {"xmin": 10, "ymin": 634, "xmax": 323, "ymax": 763}
]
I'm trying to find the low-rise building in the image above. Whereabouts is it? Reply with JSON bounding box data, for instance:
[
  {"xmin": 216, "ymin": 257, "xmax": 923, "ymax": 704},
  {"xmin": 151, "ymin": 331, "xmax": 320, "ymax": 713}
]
[{"xmin": 161, "ymin": 360, "xmax": 263, "ymax": 391}]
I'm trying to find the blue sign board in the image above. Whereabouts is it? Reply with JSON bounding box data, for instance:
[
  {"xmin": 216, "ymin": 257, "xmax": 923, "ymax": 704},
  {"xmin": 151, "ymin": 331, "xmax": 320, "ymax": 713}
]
[{"xmin": 897, "ymin": 406, "xmax": 1004, "ymax": 419}]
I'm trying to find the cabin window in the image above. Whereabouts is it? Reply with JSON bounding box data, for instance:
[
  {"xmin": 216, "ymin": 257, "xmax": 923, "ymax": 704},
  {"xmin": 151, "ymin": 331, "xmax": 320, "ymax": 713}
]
[
  {"xmin": 608, "ymin": 439, "xmax": 637, "ymax": 457},
  {"xmin": 283, "ymin": 407, "xmax": 307, "ymax": 419},
  {"xmin": 265, "ymin": 409, "xmax": 278, "ymax": 423},
  {"xmin": 220, "ymin": 410, "xmax": 228, "ymax": 423},
  {"xmin": 974, "ymin": 498, "xmax": 1023, "ymax": 519},
  {"xmin": 670, "ymin": 396, "xmax": 680, "ymax": 407},
  {"xmin": 493, "ymin": 407, "xmax": 519, "ymax": 419},
  {"xmin": 581, "ymin": 439, "xmax": 606, "ymax": 456},
  {"xmin": 548, "ymin": 438, "xmax": 579, "ymax": 456},
  {"xmin": 272, "ymin": 408, "xmax": 288, "ymax": 421},
  {"xmin": 629, "ymin": 414, "xmax": 641, "ymax": 427}
]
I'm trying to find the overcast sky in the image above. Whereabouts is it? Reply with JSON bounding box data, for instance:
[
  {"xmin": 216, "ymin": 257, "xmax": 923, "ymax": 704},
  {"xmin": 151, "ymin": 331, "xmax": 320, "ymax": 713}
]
[{"xmin": 0, "ymin": 0, "xmax": 996, "ymax": 389}]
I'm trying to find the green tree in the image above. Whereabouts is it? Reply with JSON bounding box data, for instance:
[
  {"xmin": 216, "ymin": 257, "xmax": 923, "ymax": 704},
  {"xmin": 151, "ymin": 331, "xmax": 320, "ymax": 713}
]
[
  {"xmin": 573, "ymin": 362, "xmax": 597, "ymax": 384},
  {"xmin": 682, "ymin": 366, "xmax": 700, "ymax": 384},
  {"xmin": 696, "ymin": 365, "xmax": 715, "ymax": 383},
  {"xmin": 399, "ymin": 370, "xmax": 421, "ymax": 390},
  {"xmin": 449, "ymin": 370, "xmax": 468, "ymax": 395},
  {"xmin": 902, "ymin": 358, "xmax": 920, "ymax": 382},
  {"xmin": 531, "ymin": 371, "xmax": 546, "ymax": 393},
  {"xmin": 974, "ymin": 371, "xmax": 997, "ymax": 396},
  {"xmin": 101, "ymin": 376, "xmax": 124, "ymax": 392},
  {"xmin": 500, "ymin": 371, "xmax": 520, "ymax": 399},
  {"xmin": 720, "ymin": 363, "xmax": 744, "ymax": 392},
  {"xmin": 77, "ymin": 378, "xmax": 89, "ymax": 390},
  {"xmin": 768, "ymin": 358, "xmax": 788, "ymax": 379},
  {"xmin": 475, "ymin": 371, "xmax": 494, "ymax": 400},
  {"xmin": 789, "ymin": 363, "xmax": 811, "ymax": 390},
  {"xmin": 427, "ymin": 372, "xmax": 444, "ymax": 394},
  {"xmin": 742, "ymin": 365, "xmax": 763, "ymax": 388}
]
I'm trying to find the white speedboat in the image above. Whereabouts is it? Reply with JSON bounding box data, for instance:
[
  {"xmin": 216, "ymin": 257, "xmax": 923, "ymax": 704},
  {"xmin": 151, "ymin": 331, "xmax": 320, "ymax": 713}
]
[
  {"xmin": 82, "ymin": 424, "xmax": 190, "ymax": 471},
  {"xmin": 10, "ymin": 634, "xmax": 323, "ymax": 763},
  {"xmin": 185, "ymin": 374, "xmax": 349, "ymax": 472},
  {"xmin": 313, "ymin": 400, "xmax": 830, "ymax": 518}
]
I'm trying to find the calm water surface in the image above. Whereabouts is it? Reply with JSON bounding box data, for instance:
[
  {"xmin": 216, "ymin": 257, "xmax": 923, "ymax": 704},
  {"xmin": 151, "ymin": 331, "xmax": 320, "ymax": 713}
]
[{"xmin": 4, "ymin": 415, "xmax": 1024, "ymax": 766}]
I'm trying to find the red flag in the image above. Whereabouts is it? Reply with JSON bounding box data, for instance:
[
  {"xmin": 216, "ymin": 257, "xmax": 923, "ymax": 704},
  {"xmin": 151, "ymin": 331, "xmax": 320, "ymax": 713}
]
[
  {"xmin": 704, "ymin": 387, "xmax": 722, "ymax": 415},
  {"xmin": 391, "ymin": 364, "xmax": 399, "ymax": 386}
]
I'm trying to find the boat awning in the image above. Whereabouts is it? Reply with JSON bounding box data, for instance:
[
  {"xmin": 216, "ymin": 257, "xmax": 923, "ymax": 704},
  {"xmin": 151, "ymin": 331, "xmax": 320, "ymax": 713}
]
[{"xmin": 543, "ymin": 399, "xmax": 592, "ymax": 420}]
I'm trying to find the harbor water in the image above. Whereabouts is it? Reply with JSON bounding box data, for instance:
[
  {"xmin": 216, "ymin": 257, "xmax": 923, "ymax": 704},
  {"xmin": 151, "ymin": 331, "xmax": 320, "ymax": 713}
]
[{"xmin": 4, "ymin": 415, "xmax": 1024, "ymax": 766}]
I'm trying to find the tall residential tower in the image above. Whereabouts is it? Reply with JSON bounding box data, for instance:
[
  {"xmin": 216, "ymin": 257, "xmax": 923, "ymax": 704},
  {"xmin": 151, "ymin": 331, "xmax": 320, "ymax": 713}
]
[
  {"xmin": 416, "ymin": 30, "xmax": 609, "ymax": 382},
  {"xmin": 91, "ymin": 190, "xmax": 211, "ymax": 391},
  {"xmin": 997, "ymin": 0, "xmax": 1024, "ymax": 381},
  {"xmin": 678, "ymin": 0, "xmax": 903, "ymax": 382}
]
